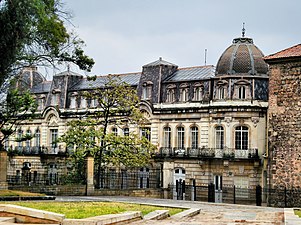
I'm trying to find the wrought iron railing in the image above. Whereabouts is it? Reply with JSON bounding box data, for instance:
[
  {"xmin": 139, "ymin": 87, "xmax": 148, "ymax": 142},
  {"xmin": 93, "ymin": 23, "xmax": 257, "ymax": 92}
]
[
  {"xmin": 7, "ymin": 146, "xmax": 68, "ymax": 156},
  {"xmin": 154, "ymin": 147, "xmax": 259, "ymax": 159}
]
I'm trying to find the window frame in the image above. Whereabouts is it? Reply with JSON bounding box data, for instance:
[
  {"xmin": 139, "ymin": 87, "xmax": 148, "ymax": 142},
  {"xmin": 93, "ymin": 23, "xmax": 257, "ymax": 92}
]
[{"xmin": 235, "ymin": 126, "xmax": 249, "ymax": 150}]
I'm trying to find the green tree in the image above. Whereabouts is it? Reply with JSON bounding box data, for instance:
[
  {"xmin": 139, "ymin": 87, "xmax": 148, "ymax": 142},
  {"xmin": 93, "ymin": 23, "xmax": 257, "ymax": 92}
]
[
  {"xmin": 0, "ymin": 88, "xmax": 37, "ymax": 151},
  {"xmin": 0, "ymin": 0, "xmax": 94, "ymax": 87},
  {"xmin": 60, "ymin": 77, "xmax": 155, "ymax": 185}
]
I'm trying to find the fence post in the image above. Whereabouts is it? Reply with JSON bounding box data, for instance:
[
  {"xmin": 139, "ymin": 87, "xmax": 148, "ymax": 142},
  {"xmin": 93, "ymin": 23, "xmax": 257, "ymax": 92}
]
[
  {"xmin": 233, "ymin": 185, "xmax": 236, "ymax": 204},
  {"xmin": 193, "ymin": 179, "xmax": 196, "ymax": 201},
  {"xmin": 208, "ymin": 183, "xmax": 215, "ymax": 202},
  {"xmin": 284, "ymin": 187, "xmax": 287, "ymax": 207},
  {"xmin": 256, "ymin": 185, "xmax": 262, "ymax": 206}
]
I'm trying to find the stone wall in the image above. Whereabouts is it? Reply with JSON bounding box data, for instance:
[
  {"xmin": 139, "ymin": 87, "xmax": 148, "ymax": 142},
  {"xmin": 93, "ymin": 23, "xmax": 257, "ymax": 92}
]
[{"xmin": 268, "ymin": 60, "xmax": 301, "ymax": 206}]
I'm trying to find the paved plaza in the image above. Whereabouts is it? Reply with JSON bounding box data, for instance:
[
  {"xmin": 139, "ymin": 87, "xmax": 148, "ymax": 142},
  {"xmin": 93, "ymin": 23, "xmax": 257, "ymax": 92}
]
[{"xmin": 55, "ymin": 196, "xmax": 300, "ymax": 224}]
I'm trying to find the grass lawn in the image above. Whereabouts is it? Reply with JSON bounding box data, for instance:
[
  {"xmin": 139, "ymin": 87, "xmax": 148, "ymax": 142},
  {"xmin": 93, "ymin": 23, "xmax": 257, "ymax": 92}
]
[
  {"xmin": 295, "ymin": 209, "xmax": 301, "ymax": 217},
  {"xmin": 0, "ymin": 190, "xmax": 44, "ymax": 197},
  {"xmin": 7, "ymin": 201, "xmax": 184, "ymax": 218}
]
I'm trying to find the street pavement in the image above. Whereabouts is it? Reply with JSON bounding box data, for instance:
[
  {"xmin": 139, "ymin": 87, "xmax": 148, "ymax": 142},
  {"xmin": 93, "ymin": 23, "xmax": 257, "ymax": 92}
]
[{"xmin": 55, "ymin": 196, "xmax": 297, "ymax": 224}]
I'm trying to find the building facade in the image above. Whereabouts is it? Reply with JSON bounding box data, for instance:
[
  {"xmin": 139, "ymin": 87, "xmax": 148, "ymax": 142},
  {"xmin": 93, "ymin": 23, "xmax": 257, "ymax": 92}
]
[{"xmin": 6, "ymin": 34, "xmax": 270, "ymax": 202}]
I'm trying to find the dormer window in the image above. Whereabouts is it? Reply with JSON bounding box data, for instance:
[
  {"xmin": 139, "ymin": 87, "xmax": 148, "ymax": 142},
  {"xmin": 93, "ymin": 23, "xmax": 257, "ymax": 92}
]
[
  {"xmin": 51, "ymin": 89, "xmax": 61, "ymax": 106},
  {"xmin": 37, "ymin": 95, "xmax": 46, "ymax": 111},
  {"xmin": 142, "ymin": 81, "xmax": 153, "ymax": 100},
  {"xmin": 217, "ymin": 86, "xmax": 225, "ymax": 99},
  {"xmin": 70, "ymin": 92, "xmax": 78, "ymax": 109},
  {"xmin": 166, "ymin": 84, "xmax": 176, "ymax": 103},
  {"xmin": 90, "ymin": 98, "xmax": 97, "ymax": 108},
  {"xmin": 80, "ymin": 96, "xmax": 87, "ymax": 108},
  {"xmin": 193, "ymin": 84, "xmax": 204, "ymax": 101},
  {"xmin": 234, "ymin": 80, "xmax": 250, "ymax": 100},
  {"xmin": 238, "ymin": 86, "xmax": 246, "ymax": 99},
  {"xmin": 179, "ymin": 83, "xmax": 189, "ymax": 102}
]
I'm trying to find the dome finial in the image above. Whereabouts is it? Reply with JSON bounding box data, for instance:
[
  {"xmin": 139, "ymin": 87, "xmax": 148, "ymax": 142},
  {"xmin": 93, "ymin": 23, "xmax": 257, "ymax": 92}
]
[{"xmin": 242, "ymin": 22, "xmax": 246, "ymax": 37}]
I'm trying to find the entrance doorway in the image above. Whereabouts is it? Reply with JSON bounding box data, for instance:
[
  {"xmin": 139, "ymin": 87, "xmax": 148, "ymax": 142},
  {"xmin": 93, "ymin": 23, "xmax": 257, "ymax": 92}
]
[
  {"xmin": 173, "ymin": 168, "xmax": 186, "ymax": 200},
  {"xmin": 214, "ymin": 175, "xmax": 223, "ymax": 203}
]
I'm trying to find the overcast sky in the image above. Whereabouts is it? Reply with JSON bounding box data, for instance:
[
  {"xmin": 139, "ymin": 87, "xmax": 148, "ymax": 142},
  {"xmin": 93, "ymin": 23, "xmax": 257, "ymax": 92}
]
[{"xmin": 61, "ymin": 0, "xmax": 301, "ymax": 76}]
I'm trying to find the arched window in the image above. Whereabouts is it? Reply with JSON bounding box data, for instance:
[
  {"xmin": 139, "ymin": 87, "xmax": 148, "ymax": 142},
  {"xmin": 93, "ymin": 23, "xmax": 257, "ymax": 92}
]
[
  {"xmin": 235, "ymin": 126, "xmax": 249, "ymax": 150},
  {"xmin": 17, "ymin": 129, "xmax": 23, "ymax": 148},
  {"xmin": 215, "ymin": 126, "xmax": 224, "ymax": 149},
  {"xmin": 177, "ymin": 127, "xmax": 185, "ymax": 149},
  {"xmin": 35, "ymin": 129, "xmax": 41, "ymax": 147},
  {"xmin": 163, "ymin": 127, "xmax": 171, "ymax": 148},
  {"xmin": 25, "ymin": 129, "xmax": 31, "ymax": 148},
  {"xmin": 80, "ymin": 96, "xmax": 87, "ymax": 108},
  {"xmin": 70, "ymin": 93, "xmax": 77, "ymax": 109},
  {"xmin": 180, "ymin": 88, "xmax": 189, "ymax": 102},
  {"xmin": 190, "ymin": 126, "xmax": 198, "ymax": 149},
  {"xmin": 193, "ymin": 86, "xmax": 204, "ymax": 101},
  {"xmin": 166, "ymin": 89, "xmax": 175, "ymax": 103},
  {"xmin": 238, "ymin": 86, "xmax": 246, "ymax": 99},
  {"xmin": 140, "ymin": 127, "xmax": 151, "ymax": 141},
  {"xmin": 142, "ymin": 82, "xmax": 152, "ymax": 100}
]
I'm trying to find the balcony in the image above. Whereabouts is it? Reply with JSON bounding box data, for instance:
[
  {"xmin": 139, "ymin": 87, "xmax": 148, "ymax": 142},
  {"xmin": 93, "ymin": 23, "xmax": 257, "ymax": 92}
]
[
  {"xmin": 7, "ymin": 146, "xmax": 68, "ymax": 156},
  {"xmin": 154, "ymin": 147, "xmax": 259, "ymax": 160}
]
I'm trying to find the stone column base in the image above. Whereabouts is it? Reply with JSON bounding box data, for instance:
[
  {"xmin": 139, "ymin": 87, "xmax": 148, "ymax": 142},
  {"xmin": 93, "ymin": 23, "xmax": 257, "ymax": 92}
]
[
  {"xmin": 0, "ymin": 181, "xmax": 8, "ymax": 190},
  {"xmin": 86, "ymin": 185, "xmax": 94, "ymax": 195}
]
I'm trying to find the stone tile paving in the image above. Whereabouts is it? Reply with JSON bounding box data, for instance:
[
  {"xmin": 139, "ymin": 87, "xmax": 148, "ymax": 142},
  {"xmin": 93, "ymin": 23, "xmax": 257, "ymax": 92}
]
[{"xmin": 55, "ymin": 196, "xmax": 288, "ymax": 225}]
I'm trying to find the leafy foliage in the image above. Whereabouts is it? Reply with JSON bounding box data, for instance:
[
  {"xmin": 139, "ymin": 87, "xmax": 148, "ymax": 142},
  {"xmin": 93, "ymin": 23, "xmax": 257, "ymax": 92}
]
[
  {"xmin": 0, "ymin": 0, "xmax": 94, "ymax": 87},
  {"xmin": 60, "ymin": 77, "xmax": 155, "ymax": 184},
  {"xmin": 0, "ymin": 88, "xmax": 37, "ymax": 150}
]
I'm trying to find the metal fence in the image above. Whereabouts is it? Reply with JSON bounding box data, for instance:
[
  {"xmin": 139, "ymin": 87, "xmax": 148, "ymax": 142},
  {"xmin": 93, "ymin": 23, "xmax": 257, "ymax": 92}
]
[{"xmin": 7, "ymin": 169, "xmax": 161, "ymax": 189}]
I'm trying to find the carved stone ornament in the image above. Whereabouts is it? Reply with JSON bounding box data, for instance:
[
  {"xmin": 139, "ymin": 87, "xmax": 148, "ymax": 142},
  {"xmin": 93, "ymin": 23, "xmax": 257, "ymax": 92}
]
[{"xmin": 251, "ymin": 117, "xmax": 259, "ymax": 127}]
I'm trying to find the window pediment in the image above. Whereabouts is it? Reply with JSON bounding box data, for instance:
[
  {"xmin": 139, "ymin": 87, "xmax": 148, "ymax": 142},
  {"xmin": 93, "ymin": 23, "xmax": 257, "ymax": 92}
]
[{"xmin": 235, "ymin": 79, "xmax": 250, "ymax": 85}]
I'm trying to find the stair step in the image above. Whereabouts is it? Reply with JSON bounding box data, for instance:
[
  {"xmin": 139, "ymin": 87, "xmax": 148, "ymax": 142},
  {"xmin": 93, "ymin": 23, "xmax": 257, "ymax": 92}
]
[
  {"xmin": 143, "ymin": 210, "xmax": 169, "ymax": 220},
  {"xmin": 171, "ymin": 208, "xmax": 201, "ymax": 219},
  {"xmin": 0, "ymin": 217, "xmax": 15, "ymax": 223}
]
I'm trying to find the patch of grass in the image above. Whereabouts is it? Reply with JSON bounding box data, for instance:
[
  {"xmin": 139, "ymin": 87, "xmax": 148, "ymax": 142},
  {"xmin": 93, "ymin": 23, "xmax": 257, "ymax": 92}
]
[
  {"xmin": 0, "ymin": 190, "xmax": 44, "ymax": 197},
  {"xmin": 294, "ymin": 209, "xmax": 301, "ymax": 217},
  {"xmin": 8, "ymin": 201, "xmax": 183, "ymax": 219}
]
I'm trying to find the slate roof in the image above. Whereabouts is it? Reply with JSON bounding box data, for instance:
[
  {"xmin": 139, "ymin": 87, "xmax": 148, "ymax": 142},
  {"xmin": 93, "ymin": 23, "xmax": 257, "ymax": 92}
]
[
  {"xmin": 31, "ymin": 81, "xmax": 52, "ymax": 94},
  {"xmin": 164, "ymin": 65, "xmax": 215, "ymax": 82},
  {"xmin": 31, "ymin": 65, "xmax": 216, "ymax": 93},
  {"xmin": 143, "ymin": 57, "xmax": 178, "ymax": 67},
  {"xmin": 54, "ymin": 71, "xmax": 82, "ymax": 77},
  {"xmin": 69, "ymin": 72, "xmax": 141, "ymax": 91},
  {"xmin": 264, "ymin": 44, "xmax": 301, "ymax": 60}
]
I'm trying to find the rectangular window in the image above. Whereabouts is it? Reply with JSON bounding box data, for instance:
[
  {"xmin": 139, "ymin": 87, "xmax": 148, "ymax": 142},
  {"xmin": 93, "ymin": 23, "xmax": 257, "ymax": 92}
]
[
  {"xmin": 177, "ymin": 127, "xmax": 185, "ymax": 149},
  {"xmin": 215, "ymin": 126, "xmax": 224, "ymax": 149},
  {"xmin": 141, "ymin": 128, "xmax": 151, "ymax": 141},
  {"xmin": 163, "ymin": 127, "xmax": 171, "ymax": 148},
  {"xmin": 191, "ymin": 127, "xmax": 198, "ymax": 149},
  {"xmin": 35, "ymin": 130, "xmax": 41, "ymax": 147},
  {"xmin": 50, "ymin": 129, "xmax": 58, "ymax": 149}
]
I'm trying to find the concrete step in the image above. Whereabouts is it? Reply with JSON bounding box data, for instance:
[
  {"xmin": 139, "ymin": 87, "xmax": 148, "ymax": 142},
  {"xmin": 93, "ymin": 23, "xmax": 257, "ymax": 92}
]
[
  {"xmin": 63, "ymin": 211, "xmax": 143, "ymax": 225},
  {"xmin": 0, "ymin": 217, "xmax": 15, "ymax": 223},
  {"xmin": 170, "ymin": 208, "xmax": 201, "ymax": 219},
  {"xmin": 143, "ymin": 210, "xmax": 169, "ymax": 220}
]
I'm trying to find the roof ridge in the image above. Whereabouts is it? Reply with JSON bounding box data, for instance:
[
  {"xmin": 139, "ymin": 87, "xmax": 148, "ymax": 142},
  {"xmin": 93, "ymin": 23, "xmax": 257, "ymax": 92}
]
[
  {"xmin": 80, "ymin": 72, "xmax": 142, "ymax": 81},
  {"xmin": 177, "ymin": 65, "xmax": 215, "ymax": 70}
]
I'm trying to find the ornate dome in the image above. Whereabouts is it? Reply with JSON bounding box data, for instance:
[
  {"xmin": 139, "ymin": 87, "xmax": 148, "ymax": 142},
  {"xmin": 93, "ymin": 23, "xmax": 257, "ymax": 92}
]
[{"xmin": 216, "ymin": 37, "xmax": 268, "ymax": 76}]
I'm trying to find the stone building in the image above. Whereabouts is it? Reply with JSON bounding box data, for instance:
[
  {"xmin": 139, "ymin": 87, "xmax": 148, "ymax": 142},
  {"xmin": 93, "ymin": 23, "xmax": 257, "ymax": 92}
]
[
  {"xmin": 264, "ymin": 44, "xmax": 301, "ymax": 206},
  {"xmin": 5, "ymin": 32, "xmax": 270, "ymax": 202}
]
